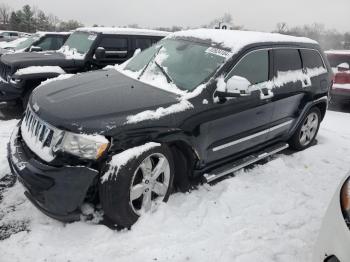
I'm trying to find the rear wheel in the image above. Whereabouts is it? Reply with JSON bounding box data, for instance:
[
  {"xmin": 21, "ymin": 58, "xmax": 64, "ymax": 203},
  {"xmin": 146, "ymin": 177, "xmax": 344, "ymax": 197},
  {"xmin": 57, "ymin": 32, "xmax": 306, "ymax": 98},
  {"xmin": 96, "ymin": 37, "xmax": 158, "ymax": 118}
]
[
  {"xmin": 289, "ymin": 107, "xmax": 321, "ymax": 150},
  {"xmin": 99, "ymin": 144, "xmax": 174, "ymax": 228}
]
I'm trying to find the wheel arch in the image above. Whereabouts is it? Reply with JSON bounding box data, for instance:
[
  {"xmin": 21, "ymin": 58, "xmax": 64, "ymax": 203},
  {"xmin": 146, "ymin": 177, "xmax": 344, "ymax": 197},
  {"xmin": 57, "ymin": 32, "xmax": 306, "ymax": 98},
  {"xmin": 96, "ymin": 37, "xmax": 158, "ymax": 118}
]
[
  {"xmin": 167, "ymin": 140, "xmax": 199, "ymax": 192},
  {"xmin": 312, "ymin": 100, "xmax": 327, "ymax": 121}
]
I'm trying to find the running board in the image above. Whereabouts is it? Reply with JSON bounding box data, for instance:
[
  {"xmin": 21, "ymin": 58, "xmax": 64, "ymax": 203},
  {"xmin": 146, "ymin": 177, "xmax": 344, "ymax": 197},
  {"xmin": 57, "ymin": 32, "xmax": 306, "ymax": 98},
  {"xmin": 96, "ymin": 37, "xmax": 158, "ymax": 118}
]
[{"xmin": 203, "ymin": 142, "xmax": 289, "ymax": 183}]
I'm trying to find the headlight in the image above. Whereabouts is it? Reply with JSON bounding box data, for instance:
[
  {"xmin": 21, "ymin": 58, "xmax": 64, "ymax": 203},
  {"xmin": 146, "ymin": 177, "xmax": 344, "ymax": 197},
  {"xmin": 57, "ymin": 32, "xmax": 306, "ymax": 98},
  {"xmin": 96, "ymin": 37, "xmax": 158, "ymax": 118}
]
[
  {"xmin": 55, "ymin": 132, "xmax": 109, "ymax": 160},
  {"xmin": 340, "ymin": 177, "xmax": 350, "ymax": 225}
]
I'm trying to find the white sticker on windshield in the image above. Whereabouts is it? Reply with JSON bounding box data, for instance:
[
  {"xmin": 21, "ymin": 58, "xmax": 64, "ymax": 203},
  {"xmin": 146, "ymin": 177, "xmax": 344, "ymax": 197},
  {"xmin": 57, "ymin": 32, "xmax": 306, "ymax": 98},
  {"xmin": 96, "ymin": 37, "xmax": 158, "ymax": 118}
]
[
  {"xmin": 88, "ymin": 34, "xmax": 97, "ymax": 41},
  {"xmin": 205, "ymin": 47, "xmax": 232, "ymax": 58}
]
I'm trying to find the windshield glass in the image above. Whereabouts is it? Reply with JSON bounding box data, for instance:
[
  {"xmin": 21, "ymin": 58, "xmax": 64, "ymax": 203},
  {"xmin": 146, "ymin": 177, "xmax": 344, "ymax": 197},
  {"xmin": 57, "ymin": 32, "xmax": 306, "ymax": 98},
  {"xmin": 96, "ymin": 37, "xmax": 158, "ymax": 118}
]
[
  {"xmin": 14, "ymin": 34, "xmax": 41, "ymax": 51},
  {"xmin": 124, "ymin": 39, "xmax": 229, "ymax": 91},
  {"xmin": 60, "ymin": 31, "xmax": 96, "ymax": 55}
]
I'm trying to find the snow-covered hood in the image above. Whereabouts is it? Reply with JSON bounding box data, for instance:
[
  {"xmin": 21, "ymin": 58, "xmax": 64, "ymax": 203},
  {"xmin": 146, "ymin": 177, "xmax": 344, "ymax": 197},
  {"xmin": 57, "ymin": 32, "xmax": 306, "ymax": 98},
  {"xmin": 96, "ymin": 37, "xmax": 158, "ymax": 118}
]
[
  {"xmin": 30, "ymin": 69, "xmax": 181, "ymax": 134},
  {"xmin": 0, "ymin": 47, "xmax": 12, "ymax": 56},
  {"xmin": 1, "ymin": 51, "xmax": 76, "ymax": 69}
]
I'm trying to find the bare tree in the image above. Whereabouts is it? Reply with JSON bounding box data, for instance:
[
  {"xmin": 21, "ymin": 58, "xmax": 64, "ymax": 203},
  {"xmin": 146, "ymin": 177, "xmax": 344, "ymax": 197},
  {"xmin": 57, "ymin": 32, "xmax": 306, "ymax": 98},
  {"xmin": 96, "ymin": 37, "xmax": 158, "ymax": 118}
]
[
  {"xmin": 275, "ymin": 22, "xmax": 288, "ymax": 33},
  {"xmin": 0, "ymin": 3, "xmax": 12, "ymax": 28}
]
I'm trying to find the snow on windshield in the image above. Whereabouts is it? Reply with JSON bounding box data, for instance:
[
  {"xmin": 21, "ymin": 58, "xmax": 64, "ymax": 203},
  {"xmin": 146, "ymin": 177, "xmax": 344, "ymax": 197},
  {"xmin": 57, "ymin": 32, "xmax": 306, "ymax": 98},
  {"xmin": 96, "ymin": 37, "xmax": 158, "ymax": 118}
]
[{"xmin": 58, "ymin": 31, "xmax": 96, "ymax": 59}]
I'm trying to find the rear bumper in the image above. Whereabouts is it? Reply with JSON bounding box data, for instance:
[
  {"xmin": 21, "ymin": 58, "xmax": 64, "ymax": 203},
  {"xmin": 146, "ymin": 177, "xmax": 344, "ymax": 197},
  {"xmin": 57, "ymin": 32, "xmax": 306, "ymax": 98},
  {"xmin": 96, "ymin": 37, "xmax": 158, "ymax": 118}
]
[
  {"xmin": 8, "ymin": 123, "xmax": 99, "ymax": 222},
  {"xmin": 313, "ymin": 175, "xmax": 350, "ymax": 262},
  {"xmin": 331, "ymin": 86, "xmax": 350, "ymax": 103}
]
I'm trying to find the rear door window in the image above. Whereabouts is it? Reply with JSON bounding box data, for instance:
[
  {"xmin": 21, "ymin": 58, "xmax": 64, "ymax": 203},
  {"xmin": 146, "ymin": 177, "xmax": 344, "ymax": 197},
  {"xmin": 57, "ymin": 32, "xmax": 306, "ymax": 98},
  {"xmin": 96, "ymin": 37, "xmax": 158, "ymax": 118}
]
[
  {"xmin": 300, "ymin": 49, "xmax": 325, "ymax": 69},
  {"xmin": 99, "ymin": 37, "xmax": 128, "ymax": 51},
  {"xmin": 274, "ymin": 49, "xmax": 302, "ymax": 72},
  {"xmin": 99, "ymin": 37, "xmax": 129, "ymax": 59}
]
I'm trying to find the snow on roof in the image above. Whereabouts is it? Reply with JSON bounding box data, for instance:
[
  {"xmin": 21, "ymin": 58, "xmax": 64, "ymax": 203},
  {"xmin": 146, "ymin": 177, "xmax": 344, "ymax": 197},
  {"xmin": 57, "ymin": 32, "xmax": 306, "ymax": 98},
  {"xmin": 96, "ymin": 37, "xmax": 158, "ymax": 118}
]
[
  {"xmin": 76, "ymin": 27, "xmax": 170, "ymax": 37},
  {"xmin": 169, "ymin": 29, "xmax": 317, "ymax": 54},
  {"xmin": 325, "ymin": 50, "xmax": 350, "ymax": 55}
]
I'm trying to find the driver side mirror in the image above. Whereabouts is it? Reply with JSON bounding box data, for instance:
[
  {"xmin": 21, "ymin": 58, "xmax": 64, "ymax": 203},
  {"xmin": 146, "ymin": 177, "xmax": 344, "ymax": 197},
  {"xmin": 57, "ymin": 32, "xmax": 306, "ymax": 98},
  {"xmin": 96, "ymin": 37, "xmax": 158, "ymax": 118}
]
[
  {"xmin": 29, "ymin": 46, "xmax": 42, "ymax": 52},
  {"xmin": 337, "ymin": 62, "xmax": 350, "ymax": 72},
  {"xmin": 94, "ymin": 47, "xmax": 106, "ymax": 60},
  {"xmin": 216, "ymin": 75, "xmax": 251, "ymax": 99}
]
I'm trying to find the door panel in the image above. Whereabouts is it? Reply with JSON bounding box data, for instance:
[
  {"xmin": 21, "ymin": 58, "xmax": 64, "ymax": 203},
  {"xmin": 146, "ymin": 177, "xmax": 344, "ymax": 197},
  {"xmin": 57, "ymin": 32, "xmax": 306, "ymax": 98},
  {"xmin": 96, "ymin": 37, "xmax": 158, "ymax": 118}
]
[
  {"xmin": 268, "ymin": 49, "xmax": 305, "ymax": 140},
  {"xmin": 202, "ymin": 49, "xmax": 274, "ymax": 164},
  {"xmin": 204, "ymin": 92, "xmax": 273, "ymax": 163}
]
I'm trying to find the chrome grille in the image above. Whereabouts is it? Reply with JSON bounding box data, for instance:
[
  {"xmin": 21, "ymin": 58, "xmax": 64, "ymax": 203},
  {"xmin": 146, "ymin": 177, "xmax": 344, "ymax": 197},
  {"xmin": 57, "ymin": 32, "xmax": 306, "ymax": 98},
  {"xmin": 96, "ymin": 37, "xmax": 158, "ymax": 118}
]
[
  {"xmin": 21, "ymin": 106, "xmax": 63, "ymax": 162},
  {"xmin": 0, "ymin": 61, "xmax": 11, "ymax": 82}
]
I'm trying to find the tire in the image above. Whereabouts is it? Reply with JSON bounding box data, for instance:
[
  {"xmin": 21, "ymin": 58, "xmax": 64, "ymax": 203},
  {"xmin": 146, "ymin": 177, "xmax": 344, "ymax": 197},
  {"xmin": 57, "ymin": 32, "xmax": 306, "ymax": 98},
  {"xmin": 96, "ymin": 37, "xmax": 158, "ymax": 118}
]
[
  {"xmin": 99, "ymin": 144, "xmax": 174, "ymax": 228},
  {"xmin": 289, "ymin": 107, "xmax": 321, "ymax": 151}
]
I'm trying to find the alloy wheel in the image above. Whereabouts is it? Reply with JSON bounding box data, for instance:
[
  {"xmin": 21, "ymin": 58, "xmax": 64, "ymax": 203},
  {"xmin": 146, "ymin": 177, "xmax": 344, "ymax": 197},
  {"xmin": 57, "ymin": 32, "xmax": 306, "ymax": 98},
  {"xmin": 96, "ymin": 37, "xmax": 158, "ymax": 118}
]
[
  {"xmin": 129, "ymin": 153, "xmax": 170, "ymax": 215},
  {"xmin": 299, "ymin": 112, "xmax": 319, "ymax": 146}
]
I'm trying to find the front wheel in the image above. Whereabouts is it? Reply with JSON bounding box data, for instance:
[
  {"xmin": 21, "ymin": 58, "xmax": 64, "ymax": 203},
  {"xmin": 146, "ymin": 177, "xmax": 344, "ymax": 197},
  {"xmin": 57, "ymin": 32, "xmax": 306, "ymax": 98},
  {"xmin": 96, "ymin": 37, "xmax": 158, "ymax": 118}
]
[
  {"xmin": 99, "ymin": 144, "xmax": 174, "ymax": 228},
  {"xmin": 289, "ymin": 107, "xmax": 321, "ymax": 150}
]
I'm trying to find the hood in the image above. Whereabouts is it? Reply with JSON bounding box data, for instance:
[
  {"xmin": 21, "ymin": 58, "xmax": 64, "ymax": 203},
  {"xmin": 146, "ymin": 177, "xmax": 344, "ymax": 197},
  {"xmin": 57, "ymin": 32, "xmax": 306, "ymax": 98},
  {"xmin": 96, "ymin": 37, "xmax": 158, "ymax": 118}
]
[
  {"xmin": 1, "ymin": 51, "xmax": 76, "ymax": 68},
  {"xmin": 31, "ymin": 69, "xmax": 181, "ymax": 133}
]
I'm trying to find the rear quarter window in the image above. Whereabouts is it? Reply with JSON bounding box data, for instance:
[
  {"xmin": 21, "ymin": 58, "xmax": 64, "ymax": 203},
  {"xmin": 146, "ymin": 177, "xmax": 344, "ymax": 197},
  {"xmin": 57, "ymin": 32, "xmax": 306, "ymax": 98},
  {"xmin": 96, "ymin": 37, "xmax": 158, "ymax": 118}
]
[
  {"xmin": 99, "ymin": 37, "xmax": 128, "ymax": 50},
  {"xmin": 274, "ymin": 49, "xmax": 302, "ymax": 72},
  {"xmin": 300, "ymin": 49, "xmax": 325, "ymax": 69}
]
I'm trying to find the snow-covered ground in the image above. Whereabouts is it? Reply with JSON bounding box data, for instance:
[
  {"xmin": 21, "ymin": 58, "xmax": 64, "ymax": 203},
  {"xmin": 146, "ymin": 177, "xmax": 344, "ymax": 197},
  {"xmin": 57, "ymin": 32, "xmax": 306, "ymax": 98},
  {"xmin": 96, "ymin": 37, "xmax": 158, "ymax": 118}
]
[{"xmin": 0, "ymin": 110, "xmax": 350, "ymax": 262}]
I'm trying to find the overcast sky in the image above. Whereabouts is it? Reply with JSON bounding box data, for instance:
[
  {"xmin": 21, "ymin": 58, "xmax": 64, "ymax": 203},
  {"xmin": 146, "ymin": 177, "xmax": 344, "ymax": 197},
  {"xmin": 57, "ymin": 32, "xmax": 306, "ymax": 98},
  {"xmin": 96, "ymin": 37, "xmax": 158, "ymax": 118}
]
[{"xmin": 7, "ymin": 0, "xmax": 350, "ymax": 32}]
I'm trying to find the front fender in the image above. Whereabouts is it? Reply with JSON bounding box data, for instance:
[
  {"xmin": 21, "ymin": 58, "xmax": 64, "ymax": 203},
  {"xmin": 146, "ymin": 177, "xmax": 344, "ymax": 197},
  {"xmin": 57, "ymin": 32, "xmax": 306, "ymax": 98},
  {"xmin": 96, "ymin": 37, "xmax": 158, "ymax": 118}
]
[{"xmin": 108, "ymin": 127, "xmax": 194, "ymax": 156}]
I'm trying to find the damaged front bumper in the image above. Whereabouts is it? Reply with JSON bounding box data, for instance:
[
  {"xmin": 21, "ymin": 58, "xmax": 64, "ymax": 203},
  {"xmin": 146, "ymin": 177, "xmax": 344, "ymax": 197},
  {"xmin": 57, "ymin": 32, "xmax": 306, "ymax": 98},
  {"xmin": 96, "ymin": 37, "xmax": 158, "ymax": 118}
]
[{"xmin": 7, "ymin": 123, "xmax": 99, "ymax": 222}]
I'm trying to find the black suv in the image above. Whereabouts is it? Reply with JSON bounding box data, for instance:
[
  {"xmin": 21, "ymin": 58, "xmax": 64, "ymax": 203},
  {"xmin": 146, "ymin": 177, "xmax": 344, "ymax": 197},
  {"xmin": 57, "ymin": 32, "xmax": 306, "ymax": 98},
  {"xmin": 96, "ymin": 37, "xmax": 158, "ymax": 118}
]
[
  {"xmin": 0, "ymin": 27, "xmax": 168, "ymax": 108},
  {"xmin": 0, "ymin": 32, "xmax": 71, "ymax": 56},
  {"xmin": 8, "ymin": 29, "xmax": 332, "ymax": 228}
]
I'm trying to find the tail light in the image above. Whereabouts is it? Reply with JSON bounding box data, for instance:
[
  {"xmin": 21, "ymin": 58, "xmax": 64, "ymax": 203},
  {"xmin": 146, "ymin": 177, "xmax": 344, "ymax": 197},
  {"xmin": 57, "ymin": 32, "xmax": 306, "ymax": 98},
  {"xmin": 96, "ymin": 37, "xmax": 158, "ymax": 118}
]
[{"xmin": 334, "ymin": 72, "xmax": 350, "ymax": 84}]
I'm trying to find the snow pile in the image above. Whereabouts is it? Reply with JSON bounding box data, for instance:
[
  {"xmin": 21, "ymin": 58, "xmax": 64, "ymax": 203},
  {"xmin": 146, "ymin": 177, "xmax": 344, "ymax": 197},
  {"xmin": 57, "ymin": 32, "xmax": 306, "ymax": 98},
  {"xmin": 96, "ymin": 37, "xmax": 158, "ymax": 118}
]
[
  {"xmin": 126, "ymin": 99, "xmax": 193, "ymax": 124},
  {"xmin": 77, "ymin": 27, "xmax": 169, "ymax": 37},
  {"xmin": 269, "ymin": 67, "xmax": 328, "ymax": 89},
  {"xmin": 169, "ymin": 29, "xmax": 317, "ymax": 55},
  {"xmin": 58, "ymin": 45, "xmax": 85, "ymax": 59},
  {"xmin": 14, "ymin": 66, "xmax": 65, "ymax": 76},
  {"xmin": 1, "ymin": 111, "xmax": 350, "ymax": 261},
  {"xmin": 101, "ymin": 142, "xmax": 160, "ymax": 182},
  {"xmin": 218, "ymin": 66, "xmax": 328, "ymax": 100}
]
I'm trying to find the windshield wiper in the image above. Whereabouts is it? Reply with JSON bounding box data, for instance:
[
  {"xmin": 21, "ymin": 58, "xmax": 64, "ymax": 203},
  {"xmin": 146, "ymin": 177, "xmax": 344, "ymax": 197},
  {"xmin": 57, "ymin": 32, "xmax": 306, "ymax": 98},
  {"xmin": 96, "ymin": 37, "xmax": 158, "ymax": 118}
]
[
  {"xmin": 154, "ymin": 60, "xmax": 174, "ymax": 84},
  {"xmin": 137, "ymin": 45, "xmax": 163, "ymax": 80}
]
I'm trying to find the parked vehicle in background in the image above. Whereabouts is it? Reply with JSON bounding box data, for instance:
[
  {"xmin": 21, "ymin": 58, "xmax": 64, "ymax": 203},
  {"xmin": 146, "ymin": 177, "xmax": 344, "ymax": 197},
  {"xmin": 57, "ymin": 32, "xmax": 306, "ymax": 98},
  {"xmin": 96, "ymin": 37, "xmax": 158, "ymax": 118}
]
[
  {"xmin": 325, "ymin": 50, "xmax": 350, "ymax": 104},
  {"xmin": 0, "ymin": 31, "xmax": 21, "ymax": 42},
  {"xmin": 0, "ymin": 27, "xmax": 169, "ymax": 108},
  {"xmin": 0, "ymin": 37, "xmax": 29, "ymax": 50},
  {"xmin": 8, "ymin": 29, "xmax": 332, "ymax": 228},
  {"xmin": 0, "ymin": 32, "xmax": 71, "ymax": 56},
  {"xmin": 313, "ymin": 172, "xmax": 350, "ymax": 262}
]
